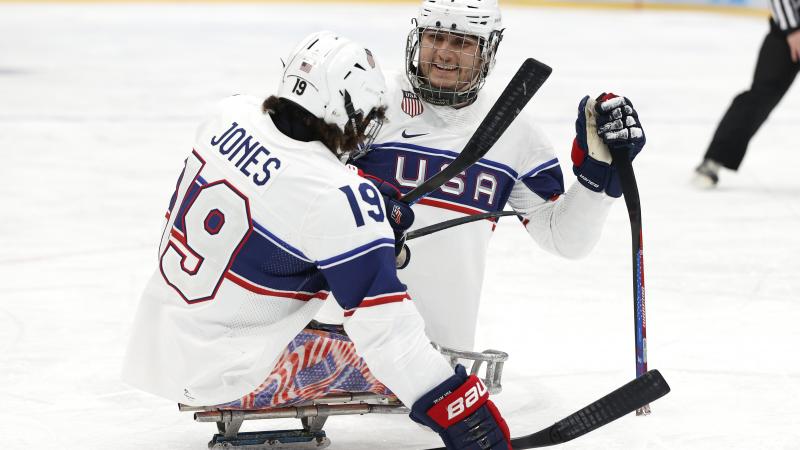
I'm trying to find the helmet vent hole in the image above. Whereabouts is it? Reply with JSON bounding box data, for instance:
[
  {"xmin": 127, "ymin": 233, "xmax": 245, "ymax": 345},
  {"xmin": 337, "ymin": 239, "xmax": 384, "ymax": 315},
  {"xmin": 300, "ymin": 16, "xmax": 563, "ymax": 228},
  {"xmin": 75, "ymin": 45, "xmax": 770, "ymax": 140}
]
[
  {"xmin": 306, "ymin": 38, "xmax": 319, "ymax": 50},
  {"xmin": 344, "ymin": 71, "xmax": 352, "ymax": 80},
  {"xmin": 353, "ymin": 63, "xmax": 366, "ymax": 71}
]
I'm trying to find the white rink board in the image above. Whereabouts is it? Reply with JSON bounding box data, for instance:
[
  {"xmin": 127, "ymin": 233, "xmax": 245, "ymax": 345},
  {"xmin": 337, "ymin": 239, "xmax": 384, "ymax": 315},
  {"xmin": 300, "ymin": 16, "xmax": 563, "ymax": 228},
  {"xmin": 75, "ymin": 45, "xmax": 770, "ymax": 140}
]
[{"xmin": 0, "ymin": 3, "xmax": 799, "ymax": 450}]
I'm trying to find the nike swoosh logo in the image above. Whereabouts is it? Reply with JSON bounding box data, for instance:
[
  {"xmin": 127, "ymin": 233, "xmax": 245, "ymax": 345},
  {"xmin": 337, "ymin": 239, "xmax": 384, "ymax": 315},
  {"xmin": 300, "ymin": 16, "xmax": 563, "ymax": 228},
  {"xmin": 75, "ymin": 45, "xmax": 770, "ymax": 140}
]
[{"xmin": 402, "ymin": 130, "xmax": 429, "ymax": 138}]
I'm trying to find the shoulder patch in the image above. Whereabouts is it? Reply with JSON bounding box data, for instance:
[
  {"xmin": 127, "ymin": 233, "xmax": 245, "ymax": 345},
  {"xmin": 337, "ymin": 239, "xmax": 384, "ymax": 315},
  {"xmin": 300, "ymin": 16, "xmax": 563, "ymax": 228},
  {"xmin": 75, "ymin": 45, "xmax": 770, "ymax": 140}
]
[{"xmin": 401, "ymin": 90, "xmax": 424, "ymax": 118}]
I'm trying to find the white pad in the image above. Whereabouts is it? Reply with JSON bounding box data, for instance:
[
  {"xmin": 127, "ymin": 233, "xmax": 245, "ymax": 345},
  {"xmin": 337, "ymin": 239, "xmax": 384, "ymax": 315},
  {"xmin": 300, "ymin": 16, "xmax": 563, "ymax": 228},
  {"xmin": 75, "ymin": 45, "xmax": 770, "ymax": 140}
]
[{"xmin": 582, "ymin": 96, "xmax": 613, "ymax": 164}]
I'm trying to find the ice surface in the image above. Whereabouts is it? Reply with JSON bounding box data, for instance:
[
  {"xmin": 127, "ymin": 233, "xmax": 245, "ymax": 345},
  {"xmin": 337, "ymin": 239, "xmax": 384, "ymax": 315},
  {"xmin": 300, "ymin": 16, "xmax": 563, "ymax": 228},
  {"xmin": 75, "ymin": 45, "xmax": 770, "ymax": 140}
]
[{"xmin": 1, "ymin": 3, "xmax": 798, "ymax": 449}]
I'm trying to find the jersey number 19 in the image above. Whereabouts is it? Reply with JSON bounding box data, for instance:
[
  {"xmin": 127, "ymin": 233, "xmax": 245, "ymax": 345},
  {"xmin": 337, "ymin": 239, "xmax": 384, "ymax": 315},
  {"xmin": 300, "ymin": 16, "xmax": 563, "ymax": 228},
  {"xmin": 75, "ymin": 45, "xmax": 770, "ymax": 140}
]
[{"xmin": 159, "ymin": 151, "xmax": 253, "ymax": 303}]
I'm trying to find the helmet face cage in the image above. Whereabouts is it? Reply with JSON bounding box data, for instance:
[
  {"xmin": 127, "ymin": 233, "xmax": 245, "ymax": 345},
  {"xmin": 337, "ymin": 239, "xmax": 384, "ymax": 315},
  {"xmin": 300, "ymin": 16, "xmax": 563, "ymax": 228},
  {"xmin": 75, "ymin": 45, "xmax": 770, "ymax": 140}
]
[
  {"xmin": 343, "ymin": 90, "xmax": 386, "ymax": 161},
  {"xmin": 356, "ymin": 113, "xmax": 384, "ymax": 158},
  {"xmin": 405, "ymin": 24, "xmax": 502, "ymax": 106}
]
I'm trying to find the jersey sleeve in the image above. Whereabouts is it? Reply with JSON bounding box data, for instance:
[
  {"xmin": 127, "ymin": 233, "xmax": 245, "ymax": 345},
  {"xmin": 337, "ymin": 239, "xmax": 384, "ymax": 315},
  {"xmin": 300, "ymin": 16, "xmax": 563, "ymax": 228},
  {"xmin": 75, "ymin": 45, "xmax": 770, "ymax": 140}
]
[
  {"xmin": 512, "ymin": 118, "xmax": 565, "ymax": 202},
  {"xmin": 300, "ymin": 180, "xmax": 453, "ymax": 407},
  {"xmin": 299, "ymin": 180, "xmax": 405, "ymax": 313},
  {"xmin": 770, "ymin": 0, "xmax": 800, "ymax": 33},
  {"xmin": 507, "ymin": 115, "xmax": 615, "ymax": 259}
]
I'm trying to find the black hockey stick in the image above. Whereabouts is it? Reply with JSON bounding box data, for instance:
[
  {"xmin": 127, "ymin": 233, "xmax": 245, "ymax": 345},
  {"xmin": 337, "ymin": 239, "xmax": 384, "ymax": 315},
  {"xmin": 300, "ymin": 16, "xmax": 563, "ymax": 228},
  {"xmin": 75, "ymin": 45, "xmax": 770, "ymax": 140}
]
[
  {"xmin": 610, "ymin": 146, "xmax": 649, "ymax": 416},
  {"xmin": 425, "ymin": 369, "xmax": 670, "ymax": 450},
  {"xmin": 400, "ymin": 58, "xmax": 552, "ymax": 204},
  {"xmin": 509, "ymin": 369, "xmax": 669, "ymax": 448},
  {"xmin": 406, "ymin": 211, "xmax": 520, "ymax": 241}
]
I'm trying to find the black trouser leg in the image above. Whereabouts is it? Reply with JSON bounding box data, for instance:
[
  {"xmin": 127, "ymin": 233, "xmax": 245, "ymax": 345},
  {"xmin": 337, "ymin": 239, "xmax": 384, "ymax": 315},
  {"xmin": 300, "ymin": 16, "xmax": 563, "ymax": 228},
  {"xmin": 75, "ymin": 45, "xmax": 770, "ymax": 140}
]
[{"xmin": 705, "ymin": 22, "xmax": 800, "ymax": 170}]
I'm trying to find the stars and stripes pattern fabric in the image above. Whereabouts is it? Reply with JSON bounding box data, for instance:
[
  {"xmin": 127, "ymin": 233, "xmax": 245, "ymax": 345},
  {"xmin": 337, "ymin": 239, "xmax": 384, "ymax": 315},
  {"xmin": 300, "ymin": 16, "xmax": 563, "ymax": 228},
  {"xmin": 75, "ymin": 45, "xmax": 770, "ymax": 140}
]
[
  {"xmin": 769, "ymin": 0, "xmax": 800, "ymax": 32},
  {"xmin": 401, "ymin": 90, "xmax": 424, "ymax": 117},
  {"xmin": 218, "ymin": 328, "xmax": 392, "ymax": 410}
]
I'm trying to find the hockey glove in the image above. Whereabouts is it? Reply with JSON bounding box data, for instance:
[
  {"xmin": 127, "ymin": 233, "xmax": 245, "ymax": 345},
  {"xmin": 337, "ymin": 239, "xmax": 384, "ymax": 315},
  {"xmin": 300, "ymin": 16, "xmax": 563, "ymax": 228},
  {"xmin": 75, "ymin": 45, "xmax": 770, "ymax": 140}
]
[
  {"xmin": 572, "ymin": 93, "xmax": 645, "ymax": 198},
  {"xmin": 410, "ymin": 365, "xmax": 512, "ymax": 450},
  {"xmin": 357, "ymin": 172, "xmax": 415, "ymax": 269}
]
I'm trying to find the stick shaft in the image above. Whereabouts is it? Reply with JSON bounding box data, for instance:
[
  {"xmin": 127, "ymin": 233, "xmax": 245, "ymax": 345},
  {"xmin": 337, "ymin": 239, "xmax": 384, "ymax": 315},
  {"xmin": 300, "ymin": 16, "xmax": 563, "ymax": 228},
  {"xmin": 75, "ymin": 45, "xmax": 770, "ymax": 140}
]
[
  {"xmin": 400, "ymin": 58, "xmax": 552, "ymax": 204},
  {"xmin": 406, "ymin": 211, "xmax": 520, "ymax": 240},
  {"xmin": 610, "ymin": 149, "xmax": 649, "ymax": 410}
]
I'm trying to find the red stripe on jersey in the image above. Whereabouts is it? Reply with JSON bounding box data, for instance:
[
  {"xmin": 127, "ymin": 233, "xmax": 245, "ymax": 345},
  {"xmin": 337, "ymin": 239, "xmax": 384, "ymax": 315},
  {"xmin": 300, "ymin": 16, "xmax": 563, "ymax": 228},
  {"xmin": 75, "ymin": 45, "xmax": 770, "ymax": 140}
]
[
  {"xmin": 417, "ymin": 198, "xmax": 487, "ymax": 216},
  {"xmin": 343, "ymin": 292, "xmax": 411, "ymax": 316},
  {"xmin": 416, "ymin": 198, "xmax": 499, "ymax": 231},
  {"xmin": 169, "ymin": 228, "xmax": 327, "ymax": 301},
  {"xmin": 170, "ymin": 228, "xmax": 187, "ymax": 244},
  {"xmin": 225, "ymin": 271, "xmax": 329, "ymax": 301}
]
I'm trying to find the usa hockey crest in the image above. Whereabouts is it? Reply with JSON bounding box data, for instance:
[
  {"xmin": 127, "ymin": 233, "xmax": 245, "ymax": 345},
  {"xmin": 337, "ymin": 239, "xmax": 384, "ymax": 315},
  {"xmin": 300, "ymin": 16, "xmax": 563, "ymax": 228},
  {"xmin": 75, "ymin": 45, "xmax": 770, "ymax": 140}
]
[
  {"xmin": 390, "ymin": 204, "xmax": 404, "ymax": 225},
  {"xmin": 401, "ymin": 90, "xmax": 423, "ymax": 117}
]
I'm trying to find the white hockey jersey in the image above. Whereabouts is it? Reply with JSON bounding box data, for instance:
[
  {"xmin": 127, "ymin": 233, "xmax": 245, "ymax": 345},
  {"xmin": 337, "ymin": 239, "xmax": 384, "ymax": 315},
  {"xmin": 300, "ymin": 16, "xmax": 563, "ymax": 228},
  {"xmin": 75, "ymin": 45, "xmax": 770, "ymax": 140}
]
[
  {"xmin": 122, "ymin": 95, "xmax": 453, "ymax": 407},
  {"xmin": 318, "ymin": 72, "xmax": 615, "ymax": 350}
]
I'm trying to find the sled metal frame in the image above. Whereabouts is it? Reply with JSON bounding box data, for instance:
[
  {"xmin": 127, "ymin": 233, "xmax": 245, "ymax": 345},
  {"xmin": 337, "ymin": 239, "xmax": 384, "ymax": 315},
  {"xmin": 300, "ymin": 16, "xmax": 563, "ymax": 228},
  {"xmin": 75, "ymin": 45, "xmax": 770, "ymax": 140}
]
[
  {"xmin": 432, "ymin": 344, "xmax": 508, "ymax": 395},
  {"xmin": 180, "ymin": 393, "xmax": 405, "ymax": 449},
  {"xmin": 182, "ymin": 392, "xmax": 408, "ymax": 435}
]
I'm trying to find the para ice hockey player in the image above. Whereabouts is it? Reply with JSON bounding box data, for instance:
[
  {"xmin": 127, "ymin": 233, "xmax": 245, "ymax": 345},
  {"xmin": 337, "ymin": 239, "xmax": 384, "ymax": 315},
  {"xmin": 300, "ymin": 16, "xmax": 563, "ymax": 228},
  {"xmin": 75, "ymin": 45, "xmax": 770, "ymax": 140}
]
[
  {"xmin": 318, "ymin": 0, "xmax": 647, "ymax": 351},
  {"xmin": 122, "ymin": 30, "xmax": 514, "ymax": 450}
]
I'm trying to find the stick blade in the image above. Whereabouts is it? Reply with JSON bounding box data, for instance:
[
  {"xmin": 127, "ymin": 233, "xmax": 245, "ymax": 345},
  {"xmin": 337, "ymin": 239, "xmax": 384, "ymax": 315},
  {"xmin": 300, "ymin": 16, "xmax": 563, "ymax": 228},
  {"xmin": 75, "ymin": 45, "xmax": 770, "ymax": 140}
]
[{"xmin": 512, "ymin": 370, "xmax": 670, "ymax": 449}]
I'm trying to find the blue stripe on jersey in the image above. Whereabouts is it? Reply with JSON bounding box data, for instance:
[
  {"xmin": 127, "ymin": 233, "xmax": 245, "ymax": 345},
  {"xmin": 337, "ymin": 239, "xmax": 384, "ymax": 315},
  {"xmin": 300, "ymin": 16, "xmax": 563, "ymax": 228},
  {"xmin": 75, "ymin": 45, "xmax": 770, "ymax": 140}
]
[
  {"xmin": 173, "ymin": 181, "xmax": 203, "ymax": 234},
  {"xmin": 317, "ymin": 238, "xmax": 395, "ymax": 269},
  {"xmin": 174, "ymin": 177, "xmax": 324, "ymax": 294},
  {"xmin": 356, "ymin": 145, "xmax": 516, "ymax": 212},
  {"xmin": 522, "ymin": 165, "xmax": 565, "ymax": 200},
  {"xmin": 370, "ymin": 142, "xmax": 519, "ymax": 180},
  {"xmin": 172, "ymin": 175, "xmax": 212, "ymax": 233},
  {"xmin": 252, "ymin": 221, "xmax": 311, "ymax": 262},
  {"xmin": 172, "ymin": 175, "xmax": 402, "ymax": 302},
  {"xmin": 519, "ymin": 158, "xmax": 560, "ymax": 180},
  {"xmin": 176, "ymin": 178, "xmax": 311, "ymax": 261},
  {"xmin": 230, "ymin": 228, "xmax": 327, "ymax": 294},
  {"xmin": 319, "ymin": 244, "xmax": 407, "ymax": 310}
]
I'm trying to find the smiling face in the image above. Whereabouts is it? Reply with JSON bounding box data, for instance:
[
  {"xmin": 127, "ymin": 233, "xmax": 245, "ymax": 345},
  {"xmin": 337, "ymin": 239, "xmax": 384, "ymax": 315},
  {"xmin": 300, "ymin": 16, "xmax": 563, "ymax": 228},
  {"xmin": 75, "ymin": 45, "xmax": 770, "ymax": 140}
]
[{"xmin": 417, "ymin": 29, "xmax": 483, "ymax": 92}]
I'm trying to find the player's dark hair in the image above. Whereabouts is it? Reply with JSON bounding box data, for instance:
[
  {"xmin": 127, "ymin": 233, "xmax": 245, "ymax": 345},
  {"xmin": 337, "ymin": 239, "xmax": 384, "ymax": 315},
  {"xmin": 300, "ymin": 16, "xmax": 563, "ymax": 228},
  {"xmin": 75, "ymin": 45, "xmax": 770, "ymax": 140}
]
[{"xmin": 262, "ymin": 96, "xmax": 385, "ymax": 158}]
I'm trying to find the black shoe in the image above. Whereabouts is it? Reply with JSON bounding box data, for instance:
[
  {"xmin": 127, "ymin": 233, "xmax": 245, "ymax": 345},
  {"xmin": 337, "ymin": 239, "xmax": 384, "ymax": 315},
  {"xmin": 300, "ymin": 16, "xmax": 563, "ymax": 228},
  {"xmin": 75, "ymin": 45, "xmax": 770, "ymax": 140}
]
[{"xmin": 692, "ymin": 159, "xmax": 720, "ymax": 189}]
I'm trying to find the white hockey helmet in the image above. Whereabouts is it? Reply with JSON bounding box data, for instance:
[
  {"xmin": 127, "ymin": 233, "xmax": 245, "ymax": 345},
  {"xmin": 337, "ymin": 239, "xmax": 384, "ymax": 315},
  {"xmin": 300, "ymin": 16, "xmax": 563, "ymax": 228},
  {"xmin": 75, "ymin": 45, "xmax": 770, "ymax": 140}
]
[
  {"xmin": 278, "ymin": 31, "xmax": 387, "ymax": 156},
  {"xmin": 406, "ymin": 0, "xmax": 504, "ymax": 106}
]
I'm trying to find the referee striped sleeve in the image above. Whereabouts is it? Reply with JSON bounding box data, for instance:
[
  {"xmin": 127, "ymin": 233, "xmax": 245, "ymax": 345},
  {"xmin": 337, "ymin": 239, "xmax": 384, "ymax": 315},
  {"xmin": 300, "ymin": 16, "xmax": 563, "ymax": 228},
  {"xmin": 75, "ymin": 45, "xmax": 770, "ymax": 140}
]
[{"xmin": 770, "ymin": 0, "xmax": 800, "ymax": 31}]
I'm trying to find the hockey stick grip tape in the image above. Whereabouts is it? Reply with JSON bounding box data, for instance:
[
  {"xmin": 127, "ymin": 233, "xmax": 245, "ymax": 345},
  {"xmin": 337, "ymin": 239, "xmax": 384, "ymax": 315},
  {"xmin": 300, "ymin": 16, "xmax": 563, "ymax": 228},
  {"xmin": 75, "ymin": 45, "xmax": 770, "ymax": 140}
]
[{"xmin": 513, "ymin": 370, "xmax": 670, "ymax": 449}]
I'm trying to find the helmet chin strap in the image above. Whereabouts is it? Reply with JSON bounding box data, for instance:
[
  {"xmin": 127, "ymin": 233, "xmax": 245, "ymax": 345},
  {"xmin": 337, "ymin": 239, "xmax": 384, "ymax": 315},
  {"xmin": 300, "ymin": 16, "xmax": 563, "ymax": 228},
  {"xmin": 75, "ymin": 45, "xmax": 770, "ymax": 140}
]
[
  {"xmin": 342, "ymin": 90, "xmax": 363, "ymax": 136},
  {"xmin": 342, "ymin": 90, "xmax": 372, "ymax": 161}
]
